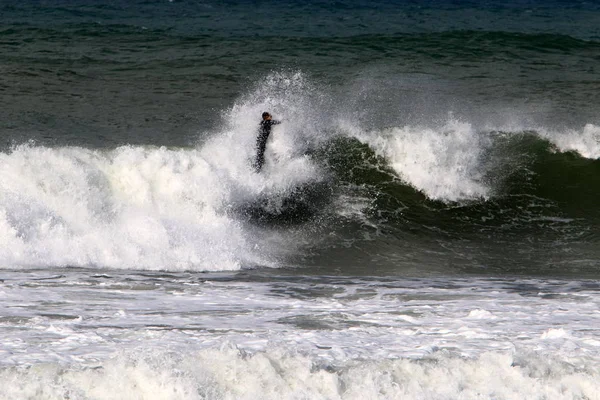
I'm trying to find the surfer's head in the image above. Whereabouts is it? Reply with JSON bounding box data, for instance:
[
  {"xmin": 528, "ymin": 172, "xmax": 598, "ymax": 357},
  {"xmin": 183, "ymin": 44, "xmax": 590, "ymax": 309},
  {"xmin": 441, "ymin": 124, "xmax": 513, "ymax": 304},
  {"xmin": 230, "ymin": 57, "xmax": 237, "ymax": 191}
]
[{"xmin": 262, "ymin": 112, "xmax": 272, "ymax": 121}]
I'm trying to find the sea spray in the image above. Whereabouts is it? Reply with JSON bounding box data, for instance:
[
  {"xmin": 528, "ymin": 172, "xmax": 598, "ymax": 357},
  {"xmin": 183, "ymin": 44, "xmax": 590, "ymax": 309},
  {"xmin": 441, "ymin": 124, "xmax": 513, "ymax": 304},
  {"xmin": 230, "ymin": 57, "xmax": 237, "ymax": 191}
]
[
  {"xmin": 0, "ymin": 144, "xmax": 292, "ymax": 270},
  {"xmin": 342, "ymin": 118, "xmax": 492, "ymax": 202},
  {"xmin": 541, "ymin": 123, "xmax": 600, "ymax": 159}
]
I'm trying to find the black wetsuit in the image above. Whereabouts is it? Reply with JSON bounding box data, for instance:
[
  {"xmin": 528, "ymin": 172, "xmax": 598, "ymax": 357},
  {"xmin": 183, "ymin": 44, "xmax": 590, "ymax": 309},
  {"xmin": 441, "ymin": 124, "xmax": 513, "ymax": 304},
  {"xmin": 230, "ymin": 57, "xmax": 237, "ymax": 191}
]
[{"xmin": 254, "ymin": 119, "xmax": 280, "ymax": 171}]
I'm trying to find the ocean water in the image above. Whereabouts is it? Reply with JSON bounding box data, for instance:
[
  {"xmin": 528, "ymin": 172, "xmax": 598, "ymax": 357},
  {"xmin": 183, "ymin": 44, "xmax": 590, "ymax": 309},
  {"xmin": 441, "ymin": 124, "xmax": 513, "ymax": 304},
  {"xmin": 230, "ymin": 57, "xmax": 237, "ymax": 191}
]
[{"xmin": 1, "ymin": 1, "xmax": 600, "ymax": 398}]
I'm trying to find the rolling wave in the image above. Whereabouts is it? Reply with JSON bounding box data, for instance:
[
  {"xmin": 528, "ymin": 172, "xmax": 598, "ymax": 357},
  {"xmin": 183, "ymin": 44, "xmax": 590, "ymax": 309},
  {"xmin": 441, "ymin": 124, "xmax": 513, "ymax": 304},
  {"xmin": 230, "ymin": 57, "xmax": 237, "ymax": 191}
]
[{"xmin": 0, "ymin": 68, "xmax": 598, "ymax": 274}]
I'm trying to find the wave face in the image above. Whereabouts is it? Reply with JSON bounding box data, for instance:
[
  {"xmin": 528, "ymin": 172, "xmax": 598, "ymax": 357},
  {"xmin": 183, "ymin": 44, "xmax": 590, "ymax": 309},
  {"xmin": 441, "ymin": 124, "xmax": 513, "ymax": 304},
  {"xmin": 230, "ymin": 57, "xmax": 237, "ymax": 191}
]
[{"xmin": 319, "ymin": 125, "xmax": 600, "ymax": 276}]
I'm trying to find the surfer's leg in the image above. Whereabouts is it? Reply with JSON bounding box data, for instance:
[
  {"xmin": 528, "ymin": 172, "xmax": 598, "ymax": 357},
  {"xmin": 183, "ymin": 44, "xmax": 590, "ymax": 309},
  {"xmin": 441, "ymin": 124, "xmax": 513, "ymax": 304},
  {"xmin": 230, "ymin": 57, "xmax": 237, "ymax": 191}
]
[{"xmin": 254, "ymin": 147, "xmax": 265, "ymax": 172}]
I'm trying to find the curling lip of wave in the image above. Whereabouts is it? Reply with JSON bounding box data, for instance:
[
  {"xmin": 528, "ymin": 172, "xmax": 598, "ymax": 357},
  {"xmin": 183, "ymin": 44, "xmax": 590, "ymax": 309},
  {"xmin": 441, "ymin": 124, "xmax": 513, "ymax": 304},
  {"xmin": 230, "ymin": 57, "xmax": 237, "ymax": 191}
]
[{"xmin": 343, "ymin": 121, "xmax": 600, "ymax": 202}]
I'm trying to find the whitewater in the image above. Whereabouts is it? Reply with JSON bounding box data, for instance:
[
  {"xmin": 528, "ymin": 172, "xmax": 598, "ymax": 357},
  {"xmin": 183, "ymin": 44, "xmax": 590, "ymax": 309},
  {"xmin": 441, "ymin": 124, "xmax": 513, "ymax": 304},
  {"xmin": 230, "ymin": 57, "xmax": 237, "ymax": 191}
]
[
  {"xmin": 0, "ymin": 94, "xmax": 598, "ymax": 270},
  {"xmin": 3, "ymin": 271, "xmax": 600, "ymax": 399},
  {"xmin": 2, "ymin": 73, "xmax": 600, "ymax": 399}
]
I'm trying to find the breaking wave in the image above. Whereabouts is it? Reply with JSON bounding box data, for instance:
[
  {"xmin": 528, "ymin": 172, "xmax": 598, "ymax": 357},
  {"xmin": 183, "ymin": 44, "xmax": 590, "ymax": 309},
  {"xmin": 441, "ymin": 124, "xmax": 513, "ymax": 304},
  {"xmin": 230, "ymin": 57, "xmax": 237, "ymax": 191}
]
[{"xmin": 0, "ymin": 72, "xmax": 598, "ymax": 273}]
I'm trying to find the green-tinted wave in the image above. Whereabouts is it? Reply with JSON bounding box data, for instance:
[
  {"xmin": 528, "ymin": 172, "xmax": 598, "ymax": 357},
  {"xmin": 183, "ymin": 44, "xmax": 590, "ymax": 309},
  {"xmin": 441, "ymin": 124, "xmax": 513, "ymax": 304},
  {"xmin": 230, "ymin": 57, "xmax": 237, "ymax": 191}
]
[
  {"xmin": 320, "ymin": 132, "xmax": 600, "ymax": 237},
  {"xmin": 303, "ymin": 132, "xmax": 600, "ymax": 275}
]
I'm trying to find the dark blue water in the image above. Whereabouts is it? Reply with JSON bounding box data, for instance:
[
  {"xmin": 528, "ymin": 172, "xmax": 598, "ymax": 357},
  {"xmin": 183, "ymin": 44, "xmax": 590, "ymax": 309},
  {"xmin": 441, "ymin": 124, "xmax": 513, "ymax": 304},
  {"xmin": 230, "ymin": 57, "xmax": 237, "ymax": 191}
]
[{"xmin": 2, "ymin": 0, "xmax": 599, "ymax": 145}]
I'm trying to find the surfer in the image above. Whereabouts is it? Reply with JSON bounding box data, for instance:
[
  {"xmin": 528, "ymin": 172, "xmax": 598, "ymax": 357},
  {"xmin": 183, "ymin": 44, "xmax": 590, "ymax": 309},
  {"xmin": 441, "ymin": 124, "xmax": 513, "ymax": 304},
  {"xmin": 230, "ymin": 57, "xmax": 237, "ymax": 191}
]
[{"xmin": 254, "ymin": 112, "xmax": 281, "ymax": 172}]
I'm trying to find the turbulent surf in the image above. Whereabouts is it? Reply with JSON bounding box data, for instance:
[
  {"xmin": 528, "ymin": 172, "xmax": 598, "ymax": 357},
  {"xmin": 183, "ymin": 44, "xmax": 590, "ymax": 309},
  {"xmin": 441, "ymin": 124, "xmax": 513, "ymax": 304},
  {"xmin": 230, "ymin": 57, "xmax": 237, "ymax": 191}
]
[{"xmin": 1, "ymin": 1, "xmax": 600, "ymax": 398}]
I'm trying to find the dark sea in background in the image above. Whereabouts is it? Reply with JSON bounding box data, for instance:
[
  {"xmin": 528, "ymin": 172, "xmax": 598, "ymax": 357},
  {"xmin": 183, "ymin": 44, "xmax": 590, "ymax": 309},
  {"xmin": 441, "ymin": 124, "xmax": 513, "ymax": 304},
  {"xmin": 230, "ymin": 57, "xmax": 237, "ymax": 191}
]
[{"xmin": 1, "ymin": 1, "xmax": 600, "ymax": 398}]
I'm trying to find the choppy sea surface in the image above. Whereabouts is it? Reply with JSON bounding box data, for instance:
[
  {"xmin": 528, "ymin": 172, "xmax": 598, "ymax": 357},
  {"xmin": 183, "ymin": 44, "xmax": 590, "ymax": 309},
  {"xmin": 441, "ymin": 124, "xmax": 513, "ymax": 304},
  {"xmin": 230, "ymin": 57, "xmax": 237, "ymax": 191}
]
[{"xmin": 1, "ymin": 1, "xmax": 600, "ymax": 398}]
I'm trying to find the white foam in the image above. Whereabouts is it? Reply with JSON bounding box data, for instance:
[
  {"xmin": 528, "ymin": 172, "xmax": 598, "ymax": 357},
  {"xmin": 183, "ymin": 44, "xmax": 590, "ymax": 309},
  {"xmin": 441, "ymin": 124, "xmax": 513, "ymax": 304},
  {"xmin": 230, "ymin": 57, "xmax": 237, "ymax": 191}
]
[
  {"xmin": 342, "ymin": 117, "xmax": 600, "ymax": 202},
  {"xmin": 343, "ymin": 118, "xmax": 491, "ymax": 202},
  {"xmin": 467, "ymin": 309, "xmax": 497, "ymax": 319},
  {"xmin": 0, "ymin": 139, "xmax": 318, "ymax": 271},
  {"xmin": 0, "ymin": 73, "xmax": 334, "ymax": 271},
  {"xmin": 1, "ymin": 348, "xmax": 599, "ymax": 400},
  {"xmin": 541, "ymin": 328, "xmax": 568, "ymax": 340},
  {"xmin": 3, "ymin": 271, "xmax": 600, "ymax": 398},
  {"xmin": 541, "ymin": 123, "xmax": 600, "ymax": 159},
  {"xmin": 0, "ymin": 145, "xmax": 244, "ymax": 270}
]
